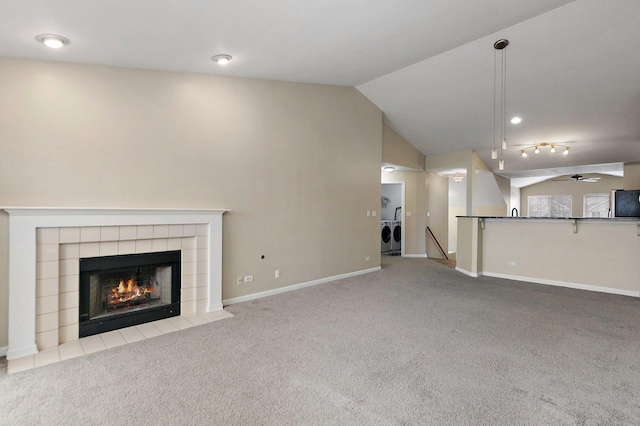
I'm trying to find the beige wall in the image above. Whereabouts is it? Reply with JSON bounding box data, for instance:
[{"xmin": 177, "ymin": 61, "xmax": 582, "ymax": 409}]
[
  {"xmin": 426, "ymin": 172, "xmax": 449, "ymax": 258},
  {"xmin": 425, "ymin": 149, "xmax": 473, "ymax": 172},
  {"xmin": 425, "ymin": 149, "xmax": 508, "ymax": 256},
  {"xmin": 455, "ymin": 217, "xmax": 482, "ymax": 276},
  {"xmin": 510, "ymin": 186, "xmax": 521, "ymax": 217},
  {"xmin": 494, "ymin": 174, "xmax": 512, "ymax": 211},
  {"xmin": 448, "ymin": 205, "xmax": 466, "ymax": 254},
  {"xmin": 381, "ymin": 171, "xmax": 426, "ymax": 255},
  {"xmin": 426, "ymin": 149, "xmax": 503, "ymax": 216},
  {"xmin": 473, "ymin": 170, "xmax": 507, "ymax": 217},
  {"xmin": 382, "ymin": 123, "xmax": 425, "ymax": 171},
  {"xmin": 520, "ymin": 174, "xmax": 623, "ymax": 217},
  {"xmin": 0, "ymin": 58, "xmax": 383, "ymax": 348},
  {"xmin": 623, "ymin": 162, "xmax": 640, "ymax": 190},
  {"xmin": 474, "ymin": 206, "xmax": 507, "ymax": 216}
]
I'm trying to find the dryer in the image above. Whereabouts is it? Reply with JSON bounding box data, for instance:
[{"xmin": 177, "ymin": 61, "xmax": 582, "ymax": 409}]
[
  {"xmin": 391, "ymin": 220, "xmax": 401, "ymax": 253},
  {"xmin": 381, "ymin": 221, "xmax": 392, "ymax": 253}
]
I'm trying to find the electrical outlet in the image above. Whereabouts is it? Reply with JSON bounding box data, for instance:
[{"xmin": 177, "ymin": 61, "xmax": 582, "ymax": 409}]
[
  {"xmin": 372, "ymin": 211, "xmax": 377, "ymax": 217},
  {"xmin": 365, "ymin": 256, "xmax": 371, "ymax": 261},
  {"xmin": 244, "ymin": 275, "xmax": 254, "ymax": 283},
  {"xmin": 508, "ymin": 261, "xmax": 516, "ymax": 267},
  {"xmin": 406, "ymin": 211, "xmax": 412, "ymax": 217},
  {"xmin": 237, "ymin": 276, "xmax": 243, "ymax": 286},
  {"xmin": 275, "ymin": 269, "xmax": 280, "ymax": 278},
  {"xmin": 367, "ymin": 210, "xmax": 371, "ymax": 217}
]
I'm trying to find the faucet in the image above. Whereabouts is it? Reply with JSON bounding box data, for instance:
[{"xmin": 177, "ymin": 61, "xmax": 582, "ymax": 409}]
[{"xmin": 511, "ymin": 208, "xmax": 519, "ymax": 217}]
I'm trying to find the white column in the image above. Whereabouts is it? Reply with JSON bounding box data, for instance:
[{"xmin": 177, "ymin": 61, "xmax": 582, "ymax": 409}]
[
  {"xmin": 208, "ymin": 213, "xmax": 224, "ymax": 312},
  {"xmin": 7, "ymin": 217, "xmax": 38, "ymax": 359}
]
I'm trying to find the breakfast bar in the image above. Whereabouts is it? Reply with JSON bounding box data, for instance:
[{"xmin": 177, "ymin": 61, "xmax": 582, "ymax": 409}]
[{"xmin": 456, "ymin": 216, "xmax": 640, "ymax": 297}]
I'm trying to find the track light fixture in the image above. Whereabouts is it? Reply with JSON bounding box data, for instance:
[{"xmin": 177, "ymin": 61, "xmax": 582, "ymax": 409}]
[{"xmin": 519, "ymin": 142, "xmax": 570, "ymax": 158}]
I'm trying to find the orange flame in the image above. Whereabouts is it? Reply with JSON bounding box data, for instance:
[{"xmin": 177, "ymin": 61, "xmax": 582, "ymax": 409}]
[{"xmin": 109, "ymin": 279, "xmax": 155, "ymax": 306}]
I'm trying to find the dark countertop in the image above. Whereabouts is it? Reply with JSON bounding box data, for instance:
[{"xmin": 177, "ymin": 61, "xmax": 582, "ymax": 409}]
[{"xmin": 457, "ymin": 216, "xmax": 640, "ymax": 221}]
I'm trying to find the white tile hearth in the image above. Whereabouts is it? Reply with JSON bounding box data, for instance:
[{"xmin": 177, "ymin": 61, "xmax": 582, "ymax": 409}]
[
  {"xmin": 119, "ymin": 326, "xmax": 145, "ymax": 344},
  {"xmin": 34, "ymin": 347, "xmax": 61, "ymax": 368},
  {"xmin": 8, "ymin": 310, "xmax": 234, "ymax": 374},
  {"xmin": 7, "ymin": 354, "xmax": 35, "ymax": 374},
  {"xmin": 58, "ymin": 341, "xmax": 84, "ymax": 362},
  {"xmin": 100, "ymin": 330, "xmax": 127, "ymax": 349},
  {"xmin": 80, "ymin": 335, "xmax": 107, "ymax": 355},
  {"xmin": 136, "ymin": 322, "xmax": 163, "ymax": 339}
]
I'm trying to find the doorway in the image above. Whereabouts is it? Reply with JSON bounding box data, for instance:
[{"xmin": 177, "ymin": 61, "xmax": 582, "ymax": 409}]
[{"xmin": 381, "ymin": 183, "xmax": 404, "ymax": 256}]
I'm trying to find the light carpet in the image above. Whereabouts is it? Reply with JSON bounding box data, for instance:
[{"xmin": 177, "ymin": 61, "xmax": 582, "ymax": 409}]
[{"xmin": 1, "ymin": 256, "xmax": 639, "ymax": 425}]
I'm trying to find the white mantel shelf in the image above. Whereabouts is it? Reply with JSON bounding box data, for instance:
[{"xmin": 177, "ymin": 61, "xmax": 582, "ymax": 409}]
[
  {"xmin": 2, "ymin": 207, "xmax": 229, "ymax": 360},
  {"xmin": 2, "ymin": 207, "xmax": 230, "ymax": 215}
]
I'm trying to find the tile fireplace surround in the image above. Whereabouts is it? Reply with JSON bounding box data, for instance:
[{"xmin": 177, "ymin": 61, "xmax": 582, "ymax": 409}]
[{"xmin": 2, "ymin": 208, "xmax": 228, "ymax": 368}]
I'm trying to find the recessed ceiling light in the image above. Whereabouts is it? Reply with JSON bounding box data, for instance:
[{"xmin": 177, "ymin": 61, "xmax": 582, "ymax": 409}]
[
  {"xmin": 510, "ymin": 117, "xmax": 522, "ymax": 124},
  {"xmin": 35, "ymin": 34, "xmax": 69, "ymax": 49},
  {"xmin": 211, "ymin": 54, "xmax": 232, "ymax": 65}
]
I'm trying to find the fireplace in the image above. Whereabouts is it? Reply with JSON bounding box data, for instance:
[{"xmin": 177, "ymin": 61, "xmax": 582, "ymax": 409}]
[
  {"xmin": 3, "ymin": 208, "xmax": 226, "ymax": 361},
  {"xmin": 79, "ymin": 250, "xmax": 181, "ymax": 337}
]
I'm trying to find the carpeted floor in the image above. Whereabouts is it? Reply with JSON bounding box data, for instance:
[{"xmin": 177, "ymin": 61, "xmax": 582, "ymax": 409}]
[{"xmin": 1, "ymin": 257, "xmax": 639, "ymax": 425}]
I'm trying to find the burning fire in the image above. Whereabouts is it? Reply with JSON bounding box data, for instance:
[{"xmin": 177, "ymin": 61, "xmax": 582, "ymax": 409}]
[{"xmin": 109, "ymin": 279, "xmax": 155, "ymax": 305}]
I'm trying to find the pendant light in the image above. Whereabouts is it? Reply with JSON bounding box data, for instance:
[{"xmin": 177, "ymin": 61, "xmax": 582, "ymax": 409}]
[{"xmin": 493, "ymin": 39, "xmax": 509, "ymax": 171}]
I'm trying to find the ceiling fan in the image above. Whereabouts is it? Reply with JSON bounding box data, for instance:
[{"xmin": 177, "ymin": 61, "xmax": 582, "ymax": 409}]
[{"xmin": 551, "ymin": 174, "xmax": 601, "ymax": 183}]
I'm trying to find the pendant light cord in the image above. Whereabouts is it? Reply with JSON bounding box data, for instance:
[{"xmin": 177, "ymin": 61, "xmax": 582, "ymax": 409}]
[
  {"xmin": 493, "ymin": 49, "xmax": 497, "ymax": 153},
  {"xmin": 492, "ymin": 38, "xmax": 509, "ymax": 171},
  {"xmin": 502, "ymin": 47, "xmax": 507, "ymax": 153}
]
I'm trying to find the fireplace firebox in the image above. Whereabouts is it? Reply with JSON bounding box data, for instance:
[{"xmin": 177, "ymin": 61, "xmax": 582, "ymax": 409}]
[{"xmin": 79, "ymin": 251, "xmax": 181, "ymax": 337}]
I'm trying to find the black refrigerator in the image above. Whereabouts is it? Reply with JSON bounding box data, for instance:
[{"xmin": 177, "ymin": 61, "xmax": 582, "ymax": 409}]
[{"xmin": 611, "ymin": 190, "xmax": 640, "ymax": 217}]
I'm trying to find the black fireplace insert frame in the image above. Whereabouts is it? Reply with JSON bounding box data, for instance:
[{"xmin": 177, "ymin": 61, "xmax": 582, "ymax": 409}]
[{"xmin": 79, "ymin": 250, "xmax": 181, "ymax": 338}]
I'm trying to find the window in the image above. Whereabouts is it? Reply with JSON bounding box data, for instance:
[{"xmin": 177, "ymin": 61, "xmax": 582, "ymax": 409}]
[
  {"xmin": 583, "ymin": 193, "xmax": 610, "ymax": 218},
  {"xmin": 528, "ymin": 195, "xmax": 572, "ymax": 217}
]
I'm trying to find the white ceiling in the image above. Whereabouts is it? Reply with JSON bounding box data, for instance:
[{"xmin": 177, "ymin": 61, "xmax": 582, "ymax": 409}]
[
  {"xmin": 2, "ymin": 0, "xmax": 639, "ymax": 178},
  {"xmin": 358, "ymin": 0, "xmax": 640, "ymax": 177}
]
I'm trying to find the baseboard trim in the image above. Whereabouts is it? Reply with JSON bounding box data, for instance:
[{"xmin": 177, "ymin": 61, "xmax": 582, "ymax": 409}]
[
  {"xmin": 455, "ymin": 267, "xmax": 479, "ymax": 278},
  {"xmin": 0, "ymin": 346, "xmax": 7, "ymax": 357},
  {"xmin": 207, "ymin": 303, "xmax": 224, "ymax": 313},
  {"xmin": 6, "ymin": 343, "xmax": 38, "ymax": 361},
  {"xmin": 403, "ymin": 254, "xmax": 427, "ymax": 258},
  {"xmin": 483, "ymin": 271, "xmax": 640, "ymax": 298},
  {"xmin": 223, "ymin": 266, "xmax": 382, "ymax": 306}
]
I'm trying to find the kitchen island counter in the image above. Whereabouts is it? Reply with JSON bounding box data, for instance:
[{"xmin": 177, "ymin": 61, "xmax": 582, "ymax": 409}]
[{"xmin": 456, "ymin": 216, "xmax": 640, "ymax": 297}]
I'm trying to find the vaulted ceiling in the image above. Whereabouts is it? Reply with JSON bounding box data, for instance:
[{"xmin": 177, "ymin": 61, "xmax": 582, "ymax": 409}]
[{"xmin": 2, "ymin": 0, "xmax": 639, "ymax": 178}]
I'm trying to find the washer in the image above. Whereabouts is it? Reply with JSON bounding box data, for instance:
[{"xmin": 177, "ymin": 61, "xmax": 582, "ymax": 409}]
[
  {"xmin": 381, "ymin": 220, "xmax": 392, "ymax": 253},
  {"xmin": 391, "ymin": 220, "xmax": 402, "ymax": 253}
]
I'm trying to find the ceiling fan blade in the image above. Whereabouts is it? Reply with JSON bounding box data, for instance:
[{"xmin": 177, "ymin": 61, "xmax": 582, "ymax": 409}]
[{"xmin": 551, "ymin": 175, "xmax": 601, "ymax": 183}]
